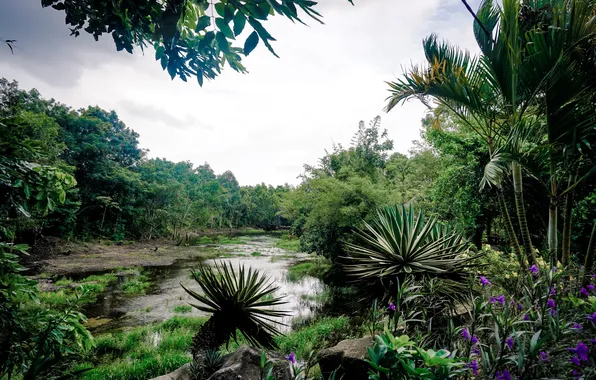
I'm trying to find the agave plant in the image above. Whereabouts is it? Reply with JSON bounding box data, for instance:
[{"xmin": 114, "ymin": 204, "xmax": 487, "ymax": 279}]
[
  {"xmin": 181, "ymin": 261, "xmax": 288, "ymax": 360},
  {"xmin": 345, "ymin": 205, "xmax": 478, "ymax": 297}
]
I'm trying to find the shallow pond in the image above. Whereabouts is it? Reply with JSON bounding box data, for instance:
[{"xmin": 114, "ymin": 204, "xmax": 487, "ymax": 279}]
[{"xmin": 80, "ymin": 235, "xmax": 324, "ymax": 333}]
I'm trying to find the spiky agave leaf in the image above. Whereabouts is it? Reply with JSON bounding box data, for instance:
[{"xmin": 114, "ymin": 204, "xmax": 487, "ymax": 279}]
[
  {"xmin": 181, "ymin": 261, "xmax": 289, "ymax": 349},
  {"xmin": 344, "ymin": 204, "xmax": 478, "ymax": 281}
]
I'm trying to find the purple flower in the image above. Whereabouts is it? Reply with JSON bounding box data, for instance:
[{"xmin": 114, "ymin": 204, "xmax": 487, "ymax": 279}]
[
  {"xmin": 285, "ymin": 352, "xmax": 296, "ymax": 364},
  {"xmin": 538, "ymin": 351, "xmax": 550, "ymax": 362},
  {"xmin": 553, "ymin": 266, "xmax": 558, "ymax": 273},
  {"xmin": 529, "ymin": 265, "xmax": 539, "ymax": 275},
  {"xmin": 549, "ymin": 309, "xmax": 557, "ymax": 317},
  {"xmin": 496, "ymin": 370, "xmax": 512, "ymax": 380},
  {"xmin": 591, "ymin": 274, "xmax": 596, "ymax": 279},
  {"xmin": 572, "ymin": 369, "xmax": 581, "ymax": 380},
  {"xmin": 462, "ymin": 327, "xmax": 471, "ymax": 341},
  {"xmin": 568, "ymin": 342, "xmax": 589, "ymax": 362},
  {"xmin": 580, "ymin": 288, "xmax": 590, "ymax": 297},
  {"xmin": 569, "ymin": 356, "xmax": 581, "ymax": 366},
  {"xmin": 523, "ymin": 313, "xmax": 530, "ymax": 321},
  {"xmin": 549, "ymin": 287, "xmax": 556, "ymax": 296},
  {"xmin": 587, "ymin": 284, "xmax": 595, "ymax": 291},
  {"xmin": 591, "ymin": 338, "xmax": 596, "ymax": 345},
  {"xmin": 505, "ymin": 336, "xmax": 515, "ymax": 350},
  {"xmin": 480, "ymin": 276, "xmax": 492, "ymax": 286},
  {"xmin": 471, "ymin": 336, "xmax": 479, "ymax": 345},
  {"xmin": 517, "ymin": 303, "xmax": 524, "ymax": 310},
  {"xmin": 571, "ymin": 322, "xmax": 583, "ymax": 330},
  {"xmin": 587, "ymin": 312, "xmax": 596, "ymax": 323},
  {"xmin": 547, "ymin": 299, "xmax": 556, "ymax": 309},
  {"xmin": 467, "ymin": 359, "xmax": 479, "ymax": 376},
  {"xmin": 388, "ymin": 302, "xmax": 396, "ymax": 312},
  {"xmin": 472, "ymin": 346, "xmax": 480, "ymax": 356},
  {"xmin": 490, "ymin": 295, "xmax": 505, "ymax": 306}
]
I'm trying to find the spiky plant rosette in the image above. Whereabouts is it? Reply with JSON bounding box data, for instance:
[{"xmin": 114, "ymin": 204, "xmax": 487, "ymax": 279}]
[
  {"xmin": 181, "ymin": 261, "xmax": 288, "ymax": 349},
  {"xmin": 344, "ymin": 205, "xmax": 480, "ymax": 297}
]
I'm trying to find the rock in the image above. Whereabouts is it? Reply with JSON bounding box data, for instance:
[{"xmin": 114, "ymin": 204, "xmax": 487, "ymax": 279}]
[
  {"xmin": 150, "ymin": 346, "xmax": 291, "ymax": 380},
  {"xmin": 208, "ymin": 346, "xmax": 292, "ymax": 380},
  {"xmin": 150, "ymin": 363, "xmax": 191, "ymax": 380},
  {"xmin": 317, "ymin": 336, "xmax": 373, "ymax": 379}
]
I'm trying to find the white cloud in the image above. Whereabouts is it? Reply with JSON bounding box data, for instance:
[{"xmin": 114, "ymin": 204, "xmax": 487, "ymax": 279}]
[{"xmin": 0, "ymin": 0, "xmax": 483, "ymax": 185}]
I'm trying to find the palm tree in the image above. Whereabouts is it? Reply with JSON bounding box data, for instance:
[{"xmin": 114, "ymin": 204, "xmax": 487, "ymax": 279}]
[
  {"xmin": 385, "ymin": 0, "xmax": 596, "ymax": 266},
  {"xmin": 181, "ymin": 262, "xmax": 288, "ymax": 361},
  {"xmin": 385, "ymin": 0, "xmax": 536, "ymax": 266}
]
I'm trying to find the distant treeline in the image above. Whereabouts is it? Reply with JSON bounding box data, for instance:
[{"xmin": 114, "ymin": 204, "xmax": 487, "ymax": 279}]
[{"xmin": 0, "ymin": 78, "xmax": 290, "ymax": 245}]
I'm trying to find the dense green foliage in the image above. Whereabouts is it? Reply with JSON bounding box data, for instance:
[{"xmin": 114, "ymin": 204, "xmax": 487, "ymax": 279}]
[{"xmin": 0, "ymin": 78, "xmax": 289, "ymax": 244}]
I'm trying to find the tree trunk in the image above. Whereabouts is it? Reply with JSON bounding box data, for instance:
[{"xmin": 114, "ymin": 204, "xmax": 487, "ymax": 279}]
[
  {"xmin": 191, "ymin": 316, "xmax": 230, "ymax": 361},
  {"xmin": 499, "ymin": 190, "xmax": 525, "ymax": 269},
  {"xmin": 561, "ymin": 173, "xmax": 577, "ymax": 266},
  {"xmin": 512, "ymin": 162, "xmax": 535, "ymax": 265},
  {"xmin": 583, "ymin": 221, "xmax": 596, "ymax": 285},
  {"xmin": 548, "ymin": 201, "xmax": 558, "ymax": 263}
]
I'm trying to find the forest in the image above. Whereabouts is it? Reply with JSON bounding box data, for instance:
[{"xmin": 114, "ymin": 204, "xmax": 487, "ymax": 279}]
[{"xmin": 2, "ymin": 0, "xmax": 596, "ymax": 379}]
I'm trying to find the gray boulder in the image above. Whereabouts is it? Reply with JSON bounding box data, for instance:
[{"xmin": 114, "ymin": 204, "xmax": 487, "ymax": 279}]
[
  {"xmin": 317, "ymin": 336, "xmax": 373, "ymax": 379},
  {"xmin": 150, "ymin": 363, "xmax": 191, "ymax": 380},
  {"xmin": 208, "ymin": 346, "xmax": 291, "ymax": 380},
  {"xmin": 150, "ymin": 346, "xmax": 291, "ymax": 380}
]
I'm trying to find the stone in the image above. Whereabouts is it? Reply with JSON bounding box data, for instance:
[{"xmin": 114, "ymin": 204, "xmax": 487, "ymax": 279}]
[
  {"xmin": 317, "ymin": 336, "xmax": 374, "ymax": 379},
  {"xmin": 208, "ymin": 346, "xmax": 291, "ymax": 380},
  {"xmin": 150, "ymin": 363, "xmax": 191, "ymax": 380}
]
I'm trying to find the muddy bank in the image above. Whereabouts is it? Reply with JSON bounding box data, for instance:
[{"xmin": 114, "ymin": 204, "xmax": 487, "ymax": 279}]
[{"xmin": 33, "ymin": 240, "xmax": 229, "ymax": 275}]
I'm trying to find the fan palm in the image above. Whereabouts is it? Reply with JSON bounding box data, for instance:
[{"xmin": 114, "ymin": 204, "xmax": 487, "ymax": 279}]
[
  {"xmin": 181, "ymin": 261, "xmax": 288, "ymax": 361},
  {"xmin": 344, "ymin": 205, "xmax": 478, "ymax": 296}
]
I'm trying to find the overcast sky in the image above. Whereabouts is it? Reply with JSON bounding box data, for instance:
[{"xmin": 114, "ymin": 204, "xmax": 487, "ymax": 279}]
[{"xmin": 0, "ymin": 0, "xmax": 481, "ymax": 186}]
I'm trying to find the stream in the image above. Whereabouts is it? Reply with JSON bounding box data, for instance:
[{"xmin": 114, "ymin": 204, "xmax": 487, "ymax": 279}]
[{"xmin": 80, "ymin": 235, "xmax": 324, "ymax": 333}]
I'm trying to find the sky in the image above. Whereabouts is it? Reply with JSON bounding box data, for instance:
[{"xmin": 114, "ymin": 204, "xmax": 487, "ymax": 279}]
[{"xmin": 0, "ymin": 0, "xmax": 481, "ymax": 186}]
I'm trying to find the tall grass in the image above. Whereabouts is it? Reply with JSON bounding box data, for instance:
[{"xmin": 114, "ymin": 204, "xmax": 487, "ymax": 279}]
[
  {"xmin": 286, "ymin": 258, "xmax": 330, "ymax": 282},
  {"xmin": 76, "ymin": 315, "xmax": 355, "ymax": 379}
]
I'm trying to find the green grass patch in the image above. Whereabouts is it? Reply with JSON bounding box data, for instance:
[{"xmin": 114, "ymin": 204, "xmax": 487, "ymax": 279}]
[
  {"xmin": 224, "ymin": 316, "xmax": 355, "ymax": 360},
  {"xmin": 275, "ymin": 235, "xmax": 302, "ymax": 252},
  {"xmin": 172, "ymin": 304, "xmax": 192, "ymax": 314},
  {"xmin": 121, "ymin": 274, "xmax": 152, "ymax": 295},
  {"xmin": 251, "ymin": 251, "xmax": 262, "ymax": 257},
  {"xmin": 286, "ymin": 258, "xmax": 330, "ymax": 282},
  {"xmin": 77, "ymin": 316, "xmax": 207, "ymax": 380},
  {"xmin": 217, "ymin": 236, "xmax": 245, "ymax": 245}
]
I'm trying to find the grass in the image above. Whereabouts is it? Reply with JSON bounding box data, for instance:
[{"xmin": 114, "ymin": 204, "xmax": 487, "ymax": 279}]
[
  {"xmin": 75, "ymin": 314, "xmax": 355, "ymax": 379},
  {"xmin": 75, "ymin": 316, "xmax": 207, "ymax": 380},
  {"xmin": 38, "ymin": 269, "xmax": 152, "ymax": 310},
  {"xmin": 251, "ymin": 251, "xmax": 262, "ymax": 256},
  {"xmin": 172, "ymin": 305, "xmax": 192, "ymax": 314},
  {"xmin": 286, "ymin": 258, "xmax": 330, "ymax": 282},
  {"xmin": 121, "ymin": 273, "xmax": 152, "ymax": 295},
  {"xmin": 223, "ymin": 316, "xmax": 355, "ymax": 360},
  {"xmin": 275, "ymin": 234, "xmax": 302, "ymax": 252}
]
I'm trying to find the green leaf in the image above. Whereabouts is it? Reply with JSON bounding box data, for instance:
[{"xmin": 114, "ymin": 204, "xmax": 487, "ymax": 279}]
[
  {"xmin": 160, "ymin": 55, "xmax": 168, "ymax": 70},
  {"xmin": 233, "ymin": 11, "xmax": 246, "ymax": 37},
  {"xmin": 214, "ymin": 3, "xmax": 225, "ymax": 17},
  {"xmin": 216, "ymin": 32, "xmax": 231, "ymax": 54},
  {"xmin": 196, "ymin": 15, "xmax": 211, "ymax": 31},
  {"xmin": 199, "ymin": 31, "xmax": 216, "ymax": 50},
  {"xmin": 243, "ymin": 31, "xmax": 259, "ymax": 55},
  {"xmin": 224, "ymin": 4, "xmax": 235, "ymax": 22},
  {"xmin": 215, "ymin": 18, "xmax": 235, "ymax": 39},
  {"xmin": 155, "ymin": 45, "xmax": 165, "ymax": 60}
]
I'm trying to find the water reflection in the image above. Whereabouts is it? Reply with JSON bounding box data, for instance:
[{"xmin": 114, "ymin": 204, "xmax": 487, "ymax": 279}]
[{"xmin": 81, "ymin": 236, "xmax": 323, "ymax": 333}]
